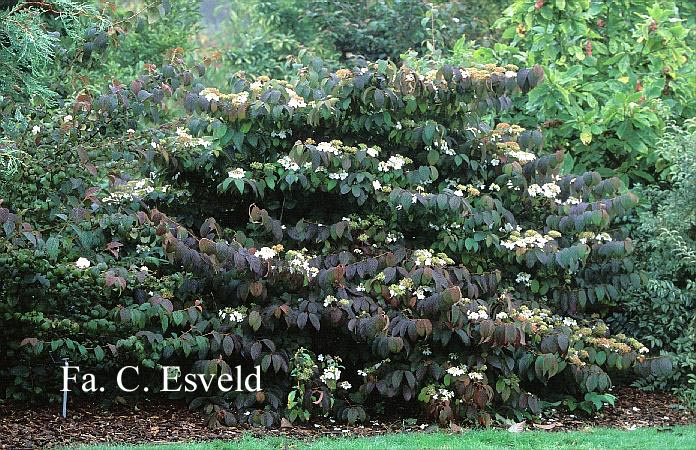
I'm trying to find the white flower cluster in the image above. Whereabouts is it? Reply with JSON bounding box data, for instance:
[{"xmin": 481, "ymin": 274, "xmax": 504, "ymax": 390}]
[
  {"xmin": 227, "ymin": 168, "xmax": 246, "ymax": 179},
  {"xmin": 578, "ymin": 232, "xmax": 613, "ymax": 245},
  {"xmin": 175, "ymin": 127, "xmax": 212, "ymax": 148},
  {"xmin": 230, "ymin": 91, "xmax": 249, "ymax": 106},
  {"xmin": 286, "ymin": 249, "xmax": 319, "ymax": 279},
  {"xmin": 256, "ymin": 246, "xmax": 277, "ymax": 260},
  {"xmin": 446, "ymin": 365, "xmax": 468, "ymax": 377},
  {"xmin": 432, "ymin": 389, "xmax": 455, "ymax": 401},
  {"xmin": 286, "ymin": 88, "xmax": 306, "ymax": 108},
  {"xmin": 219, "ymin": 307, "xmax": 246, "ymax": 323},
  {"xmin": 323, "ymin": 295, "xmax": 337, "ymax": 307},
  {"xmin": 563, "ymin": 317, "xmax": 578, "ymax": 327},
  {"xmin": 556, "ymin": 196, "xmax": 582, "ymax": 206},
  {"xmin": 201, "ymin": 89, "xmax": 220, "ymax": 102},
  {"xmin": 278, "ymin": 155, "xmax": 300, "ymax": 171},
  {"xmin": 515, "ymin": 272, "xmax": 532, "ymax": 287},
  {"xmin": 428, "ymin": 221, "xmax": 466, "ymax": 232},
  {"xmin": 378, "ymin": 154, "xmax": 412, "ymax": 172},
  {"xmin": 102, "ymin": 178, "xmax": 158, "ymax": 204},
  {"xmin": 500, "ymin": 223, "xmax": 522, "ymax": 233},
  {"xmin": 468, "ymin": 372, "xmax": 484, "ymax": 381},
  {"xmin": 388, "ymin": 277, "xmax": 413, "ymax": 298},
  {"xmin": 270, "ymin": 129, "xmax": 292, "ymax": 139},
  {"xmin": 431, "ymin": 139, "xmax": 455, "ymax": 156},
  {"xmin": 501, "ymin": 229, "xmax": 561, "ymax": 251},
  {"xmin": 385, "ymin": 232, "xmax": 402, "ymax": 244},
  {"xmin": 199, "ymin": 88, "xmax": 249, "ymax": 107},
  {"xmin": 75, "ymin": 257, "xmax": 91, "ymax": 269},
  {"xmin": 496, "ymin": 311, "xmax": 509, "ymax": 320},
  {"xmin": 528, "ymin": 182, "xmax": 561, "ymax": 199},
  {"xmin": 366, "ymin": 146, "xmax": 380, "ymax": 158},
  {"xmin": 467, "ymin": 305, "xmax": 489, "ymax": 321},
  {"xmin": 339, "ymin": 381, "xmax": 352, "ymax": 390},
  {"xmin": 506, "ymin": 179, "xmax": 522, "ymax": 192},
  {"xmin": 414, "ymin": 286, "xmax": 433, "ymax": 300},
  {"xmin": 357, "ymin": 358, "xmax": 391, "ymax": 377},
  {"xmin": 412, "ymin": 249, "xmax": 453, "ymax": 267},
  {"xmin": 507, "ymin": 149, "xmax": 537, "ymax": 164},
  {"xmin": 318, "ymin": 354, "xmax": 342, "ymax": 385},
  {"xmin": 328, "ymin": 170, "xmax": 349, "ymax": 180},
  {"xmin": 316, "ymin": 141, "xmax": 341, "ymax": 155}
]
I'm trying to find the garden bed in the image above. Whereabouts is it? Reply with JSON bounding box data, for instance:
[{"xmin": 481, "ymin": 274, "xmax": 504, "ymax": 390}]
[{"xmin": 1, "ymin": 387, "xmax": 692, "ymax": 448}]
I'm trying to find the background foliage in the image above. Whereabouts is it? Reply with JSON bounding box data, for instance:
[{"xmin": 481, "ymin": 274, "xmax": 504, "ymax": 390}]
[
  {"xmin": 609, "ymin": 120, "xmax": 695, "ymax": 406},
  {"xmin": 449, "ymin": 0, "xmax": 695, "ymax": 184}
]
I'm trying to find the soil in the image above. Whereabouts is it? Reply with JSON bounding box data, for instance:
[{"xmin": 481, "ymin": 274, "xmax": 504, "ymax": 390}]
[{"xmin": 0, "ymin": 386, "xmax": 693, "ymax": 449}]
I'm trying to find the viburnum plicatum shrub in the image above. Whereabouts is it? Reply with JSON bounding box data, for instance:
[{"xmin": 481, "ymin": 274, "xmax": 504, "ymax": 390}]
[{"xmin": 0, "ymin": 58, "xmax": 670, "ymax": 427}]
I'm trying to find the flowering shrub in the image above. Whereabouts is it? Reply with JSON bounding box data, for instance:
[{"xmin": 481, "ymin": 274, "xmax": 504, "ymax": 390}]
[{"xmin": 0, "ymin": 57, "xmax": 670, "ymax": 427}]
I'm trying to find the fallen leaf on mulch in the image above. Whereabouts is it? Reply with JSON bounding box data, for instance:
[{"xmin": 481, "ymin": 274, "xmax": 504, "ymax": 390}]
[
  {"xmin": 507, "ymin": 421, "xmax": 526, "ymax": 433},
  {"xmin": 449, "ymin": 421, "xmax": 463, "ymax": 433},
  {"xmin": 533, "ymin": 423, "xmax": 558, "ymax": 430}
]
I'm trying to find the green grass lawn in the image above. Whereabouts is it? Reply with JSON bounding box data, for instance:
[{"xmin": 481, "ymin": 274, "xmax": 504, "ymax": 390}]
[{"xmin": 83, "ymin": 425, "xmax": 696, "ymax": 450}]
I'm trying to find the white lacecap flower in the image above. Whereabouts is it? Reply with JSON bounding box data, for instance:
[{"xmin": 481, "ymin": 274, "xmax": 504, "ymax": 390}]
[
  {"xmin": 278, "ymin": 156, "xmax": 300, "ymax": 171},
  {"xmin": 288, "ymin": 97, "xmax": 306, "ymax": 108},
  {"xmin": 446, "ymin": 366, "xmax": 467, "ymax": 377},
  {"xmin": 469, "ymin": 372, "xmax": 484, "ymax": 381},
  {"xmin": 228, "ymin": 168, "xmax": 245, "ymax": 179},
  {"xmin": 256, "ymin": 246, "xmax": 277, "ymax": 260},
  {"xmin": 339, "ymin": 381, "xmax": 352, "ymax": 390},
  {"xmin": 563, "ymin": 317, "xmax": 577, "ymax": 327},
  {"xmin": 317, "ymin": 142, "xmax": 339, "ymax": 155}
]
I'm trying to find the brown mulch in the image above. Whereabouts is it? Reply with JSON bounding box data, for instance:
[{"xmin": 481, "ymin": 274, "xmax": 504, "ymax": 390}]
[{"xmin": 0, "ymin": 386, "xmax": 693, "ymax": 449}]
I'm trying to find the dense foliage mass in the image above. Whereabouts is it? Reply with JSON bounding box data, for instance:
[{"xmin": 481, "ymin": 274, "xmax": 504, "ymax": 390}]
[
  {"xmin": 449, "ymin": 0, "xmax": 695, "ymax": 183},
  {"xmin": 610, "ymin": 121, "xmax": 696, "ymax": 406},
  {"xmin": 0, "ymin": 54, "xmax": 672, "ymax": 427}
]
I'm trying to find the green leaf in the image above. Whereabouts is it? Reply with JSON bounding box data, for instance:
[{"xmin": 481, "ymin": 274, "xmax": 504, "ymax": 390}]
[
  {"xmin": 249, "ymin": 310, "xmax": 262, "ymax": 331},
  {"xmin": 172, "ymin": 310, "xmax": 184, "ymax": 326},
  {"xmin": 46, "ymin": 237, "xmax": 60, "ymax": 260},
  {"xmin": 427, "ymin": 149, "xmax": 439, "ymax": 165},
  {"xmin": 94, "ymin": 345, "xmax": 105, "ymax": 361}
]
